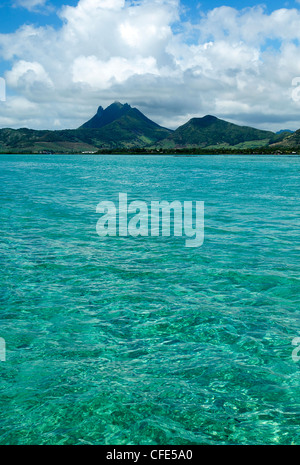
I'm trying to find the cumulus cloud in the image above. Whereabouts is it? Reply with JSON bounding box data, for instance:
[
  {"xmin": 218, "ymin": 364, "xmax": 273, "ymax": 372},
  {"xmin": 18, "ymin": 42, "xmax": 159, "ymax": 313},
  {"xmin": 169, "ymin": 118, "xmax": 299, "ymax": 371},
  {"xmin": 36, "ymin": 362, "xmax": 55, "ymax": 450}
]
[
  {"xmin": 6, "ymin": 60, "xmax": 54, "ymax": 89},
  {"xmin": 1, "ymin": 0, "xmax": 300, "ymax": 131},
  {"xmin": 72, "ymin": 55, "xmax": 159, "ymax": 89}
]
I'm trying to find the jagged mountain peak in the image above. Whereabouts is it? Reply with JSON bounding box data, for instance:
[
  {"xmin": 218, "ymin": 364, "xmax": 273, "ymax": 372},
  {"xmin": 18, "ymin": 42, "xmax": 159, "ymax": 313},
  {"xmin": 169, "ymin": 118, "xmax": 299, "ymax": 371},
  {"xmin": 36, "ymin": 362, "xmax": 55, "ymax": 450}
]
[{"xmin": 80, "ymin": 102, "xmax": 132, "ymax": 129}]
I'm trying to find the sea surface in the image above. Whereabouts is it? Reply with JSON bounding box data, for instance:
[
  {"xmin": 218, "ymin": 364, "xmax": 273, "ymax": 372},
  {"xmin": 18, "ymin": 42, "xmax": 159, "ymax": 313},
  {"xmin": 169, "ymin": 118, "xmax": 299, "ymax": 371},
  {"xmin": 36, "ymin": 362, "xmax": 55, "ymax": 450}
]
[{"xmin": 0, "ymin": 154, "xmax": 299, "ymax": 445}]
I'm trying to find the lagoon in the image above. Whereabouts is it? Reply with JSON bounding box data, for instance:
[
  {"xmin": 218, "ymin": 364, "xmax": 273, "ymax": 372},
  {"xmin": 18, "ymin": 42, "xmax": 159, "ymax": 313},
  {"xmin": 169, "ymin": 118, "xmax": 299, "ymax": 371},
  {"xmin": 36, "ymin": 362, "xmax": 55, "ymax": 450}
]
[{"xmin": 0, "ymin": 154, "xmax": 299, "ymax": 445}]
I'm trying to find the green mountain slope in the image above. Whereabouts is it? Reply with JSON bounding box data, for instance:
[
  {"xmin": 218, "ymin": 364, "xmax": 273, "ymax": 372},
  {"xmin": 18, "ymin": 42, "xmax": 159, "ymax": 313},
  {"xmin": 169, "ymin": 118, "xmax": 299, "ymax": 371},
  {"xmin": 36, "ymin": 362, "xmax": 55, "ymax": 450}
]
[
  {"xmin": 157, "ymin": 115, "xmax": 281, "ymax": 149},
  {"xmin": 0, "ymin": 128, "xmax": 100, "ymax": 153},
  {"xmin": 270, "ymin": 129, "xmax": 300, "ymax": 149}
]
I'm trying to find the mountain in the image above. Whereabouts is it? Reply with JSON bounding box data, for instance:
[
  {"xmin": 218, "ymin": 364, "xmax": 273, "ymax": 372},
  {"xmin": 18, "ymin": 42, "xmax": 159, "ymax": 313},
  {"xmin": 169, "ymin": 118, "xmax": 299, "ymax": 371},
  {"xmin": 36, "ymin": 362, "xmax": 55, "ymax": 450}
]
[
  {"xmin": 0, "ymin": 103, "xmax": 296, "ymax": 153},
  {"xmin": 77, "ymin": 101, "xmax": 172, "ymax": 148},
  {"xmin": 79, "ymin": 101, "xmax": 172, "ymax": 138},
  {"xmin": 276, "ymin": 129, "xmax": 293, "ymax": 134},
  {"xmin": 157, "ymin": 115, "xmax": 282, "ymax": 149}
]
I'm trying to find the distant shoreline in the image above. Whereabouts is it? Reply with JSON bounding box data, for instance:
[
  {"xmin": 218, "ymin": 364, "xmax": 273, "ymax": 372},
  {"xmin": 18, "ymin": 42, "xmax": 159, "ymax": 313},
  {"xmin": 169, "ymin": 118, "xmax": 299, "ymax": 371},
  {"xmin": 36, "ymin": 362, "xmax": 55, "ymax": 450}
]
[{"xmin": 0, "ymin": 151, "xmax": 299, "ymax": 156}]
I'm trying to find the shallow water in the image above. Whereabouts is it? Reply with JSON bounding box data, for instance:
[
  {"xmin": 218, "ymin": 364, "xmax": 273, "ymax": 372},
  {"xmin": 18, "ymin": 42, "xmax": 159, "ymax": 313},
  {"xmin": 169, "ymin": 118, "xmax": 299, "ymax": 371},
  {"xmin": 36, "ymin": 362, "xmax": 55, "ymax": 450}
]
[{"xmin": 0, "ymin": 154, "xmax": 299, "ymax": 445}]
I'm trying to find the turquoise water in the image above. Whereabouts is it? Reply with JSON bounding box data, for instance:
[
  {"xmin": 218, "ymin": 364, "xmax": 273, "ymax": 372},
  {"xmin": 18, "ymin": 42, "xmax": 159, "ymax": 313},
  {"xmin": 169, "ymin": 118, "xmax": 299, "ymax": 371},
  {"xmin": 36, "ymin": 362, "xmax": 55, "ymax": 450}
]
[{"xmin": 0, "ymin": 154, "xmax": 299, "ymax": 445}]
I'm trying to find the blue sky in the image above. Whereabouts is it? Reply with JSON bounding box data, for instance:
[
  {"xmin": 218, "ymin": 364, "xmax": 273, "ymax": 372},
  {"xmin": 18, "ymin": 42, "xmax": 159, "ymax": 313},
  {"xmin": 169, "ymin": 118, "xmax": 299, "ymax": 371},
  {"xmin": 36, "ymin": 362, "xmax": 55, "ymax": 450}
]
[
  {"xmin": 1, "ymin": 0, "xmax": 300, "ymax": 131},
  {"xmin": 0, "ymin": 1, "xmax": 297, "ymax": 32}
]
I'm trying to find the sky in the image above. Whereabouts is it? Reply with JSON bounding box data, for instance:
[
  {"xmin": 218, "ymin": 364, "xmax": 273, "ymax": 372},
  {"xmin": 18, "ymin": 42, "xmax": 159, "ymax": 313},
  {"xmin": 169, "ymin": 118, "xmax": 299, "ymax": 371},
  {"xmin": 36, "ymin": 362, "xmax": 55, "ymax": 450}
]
[{"xmin": 1, "ymin": 0, "xmax": 300, "ymax": 131}]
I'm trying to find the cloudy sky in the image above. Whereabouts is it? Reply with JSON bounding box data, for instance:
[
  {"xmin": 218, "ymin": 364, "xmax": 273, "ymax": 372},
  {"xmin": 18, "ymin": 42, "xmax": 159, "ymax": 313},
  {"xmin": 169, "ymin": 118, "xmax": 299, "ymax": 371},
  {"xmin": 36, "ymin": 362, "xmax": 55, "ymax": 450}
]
[{"xmin": 1, "ymin": 0, "xmax": 300, "ymax": 131}]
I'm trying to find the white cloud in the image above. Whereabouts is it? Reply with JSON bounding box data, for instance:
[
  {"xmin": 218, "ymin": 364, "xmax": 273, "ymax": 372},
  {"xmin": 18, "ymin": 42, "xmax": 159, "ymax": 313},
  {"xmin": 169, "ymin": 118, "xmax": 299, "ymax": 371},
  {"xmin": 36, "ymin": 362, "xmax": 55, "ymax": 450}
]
[
  {"xmin": 1, "ymin": 1, "xmax": 300, "ymax": 131},
  {"xmin": 197, "ymin": 6, "xmax": 300, "ymax": 44},
  {"xmin": 0, "ymin": 96, "xmax": 39, "ymax": 128},
  {"xmin": 72, "ymin": 55, "xmax": 159, "ymax": 89},
  {"xmin": 6, "ymin": 60, "xmax": 53, "ymax": 89},
  {"xmin": 13, "ymin": 0, "xmax": 48, "ymax": 12}
]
